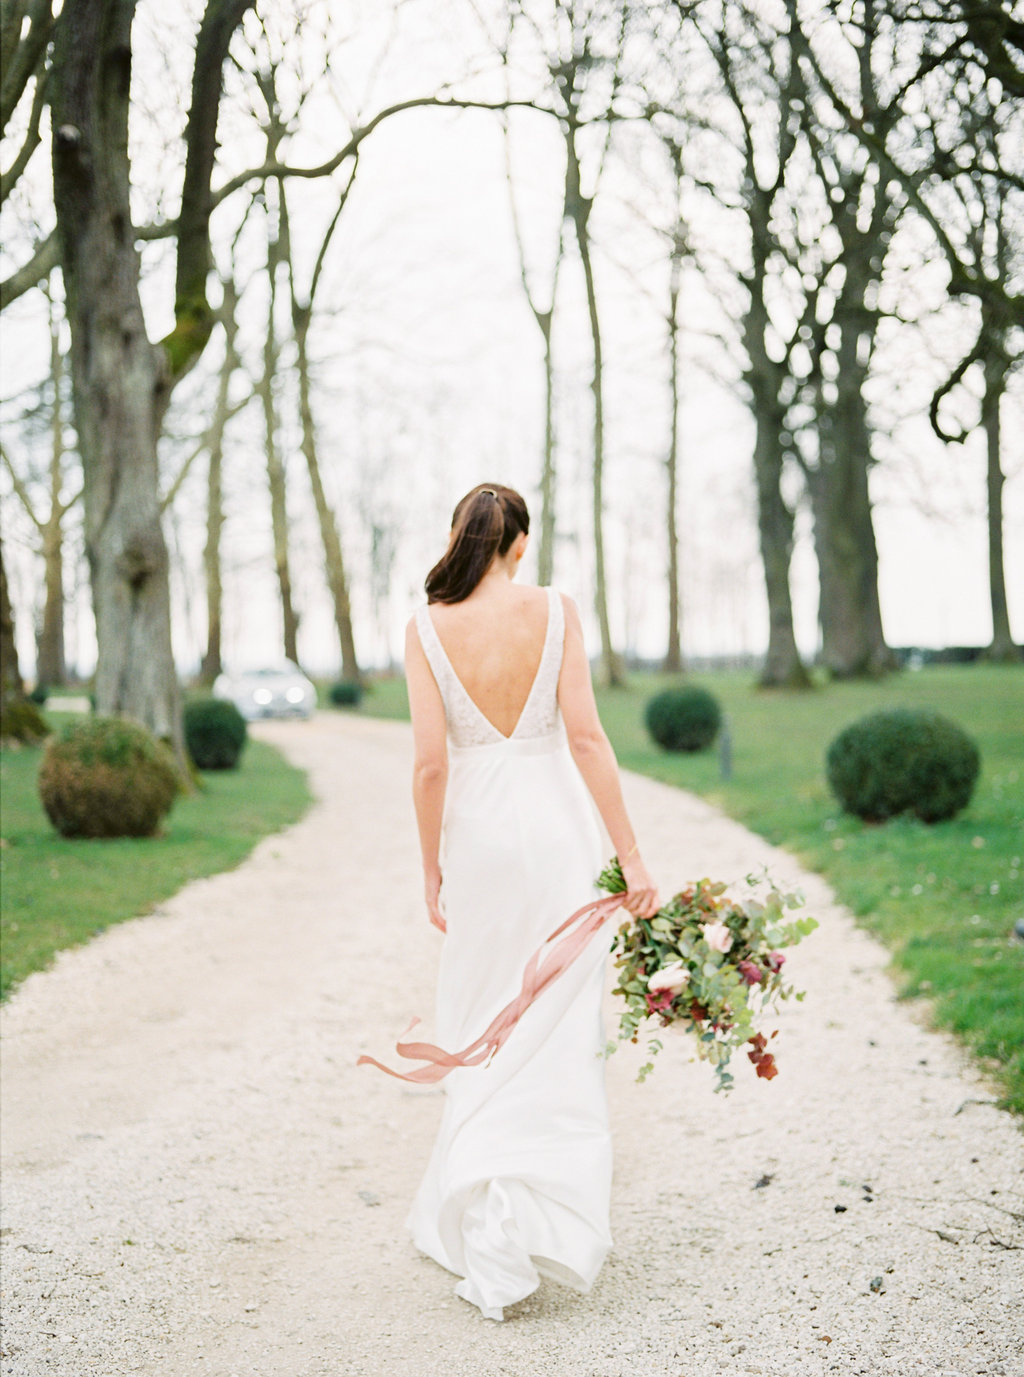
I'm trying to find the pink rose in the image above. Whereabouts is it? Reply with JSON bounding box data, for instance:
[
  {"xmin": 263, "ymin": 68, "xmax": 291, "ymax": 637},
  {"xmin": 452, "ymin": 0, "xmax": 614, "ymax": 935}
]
[
  {"xmin": 766, "ymin": 951, "xmax": 786, "ymax": 973},
  {"xmin": 737, "ymin": 959, "xmax": 763, "ymax": 986},
  {"xmin": 703, "ymin": 921, "xmax": 733, "ymax": 954}
]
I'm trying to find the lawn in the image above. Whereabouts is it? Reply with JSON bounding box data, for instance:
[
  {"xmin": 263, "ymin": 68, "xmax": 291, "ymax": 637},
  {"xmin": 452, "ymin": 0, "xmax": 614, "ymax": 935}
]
[
  {"xmin": 0, "ymin": 714, "xmax": 312, "ymax": 999},
  {"xmin": 354, "ymin": 664, "xmax": 1024, "ymax": 1115}
]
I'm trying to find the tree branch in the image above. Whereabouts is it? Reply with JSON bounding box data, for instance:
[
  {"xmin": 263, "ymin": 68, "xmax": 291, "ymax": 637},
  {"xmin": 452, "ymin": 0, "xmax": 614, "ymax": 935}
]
[
  {"xmin": 212, "ymin": 95, "xmax": 556, "ymax": 205},
  {"xmin": 1, "ymin": 0, "xmax": 53, "ymax": 138},
  {"xmin": 0, "ymin": 441, "xmax": 45, "ymax": 532},
  {"xmin": 0, "ymin": 227, "xmax": 59, "ymax": 309},
  {"xmin": 1, "ymin": 61, "xmax": 49, "ymax": 205},
  {"xmin": 164, "ymin": 0, "xmax": 255, "ymax": 384}
]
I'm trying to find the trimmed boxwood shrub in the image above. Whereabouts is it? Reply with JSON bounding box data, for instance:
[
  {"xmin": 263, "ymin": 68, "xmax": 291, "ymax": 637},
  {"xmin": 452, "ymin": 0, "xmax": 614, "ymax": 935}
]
[
  {"xmin": 38, "ymin": 716, "xmax": 179, "ymax": 838},
  {"xmin": 328, "ymin": 679, "xmax": 364, "ymax": 708},
  {"xmin": 645, "ymin": 685, "xmax": 722, "ymax": 753},
  {"xmin": 826, "ymin": 707, "xmax": 980, "ymax": 823},
  {"xmin": 184, "ymin": 698, "xmax": 248, "ymax": 770}
]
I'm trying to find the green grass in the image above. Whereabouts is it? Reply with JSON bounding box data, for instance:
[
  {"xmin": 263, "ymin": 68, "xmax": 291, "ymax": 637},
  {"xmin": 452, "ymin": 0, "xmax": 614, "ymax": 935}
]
[
  {"xmin": 359, "ymin": 663, "xmax": 1024, "ymax": 1115},
  {"xmin": 0, "ymin": 714, "xmax": 312, "ymax": 999}
]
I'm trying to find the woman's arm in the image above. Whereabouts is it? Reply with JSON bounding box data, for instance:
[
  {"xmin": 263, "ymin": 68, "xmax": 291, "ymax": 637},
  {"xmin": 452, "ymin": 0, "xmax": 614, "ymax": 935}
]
[
  {"xmin": 557, "ymin": 594, "xmax": 660, "ymax": 919},
  {"xmin": 405, "ymin": 616, "xmax": 449, "ymax": 932}
]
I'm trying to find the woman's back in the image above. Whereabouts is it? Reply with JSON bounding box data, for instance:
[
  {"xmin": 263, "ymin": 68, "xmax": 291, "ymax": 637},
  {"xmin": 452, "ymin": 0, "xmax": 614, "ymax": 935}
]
[{"xmin": 425, "ymin": 584, "xmax": 552, "ymax": 740}]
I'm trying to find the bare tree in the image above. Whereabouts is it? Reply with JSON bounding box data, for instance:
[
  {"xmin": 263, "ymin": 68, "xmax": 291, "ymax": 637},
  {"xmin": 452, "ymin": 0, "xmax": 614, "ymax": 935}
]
[
  {"xmin": 48, "ymin": 0, "xmax": 254, "ymax": 767},
  {"xmin": 0, "ymin": 291, "xmax": 80, "ymax": 686},
  {"xmin": 689, "ymin": 1, "xmax": 812, "ymax": 687},
  {"xmin": 502, "ymin": 115, "xmax": 568, "ymax": 586},
  {"xmin": 787, "ymin": 0, "xmax": 1023, "ymax": 658},
  {"xmin": 197, "ymin": 276, "xmax": 245, "ymax": 684},
  {"xmin": 510, "ymin": 0, "xmax": 632, "ymax": 684}
]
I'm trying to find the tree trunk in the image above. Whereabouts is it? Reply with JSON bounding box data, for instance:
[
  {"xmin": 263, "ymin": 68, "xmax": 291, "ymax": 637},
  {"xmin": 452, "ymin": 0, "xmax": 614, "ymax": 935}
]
[
  {"xmin": 742, "ymin": 218, "xmax": 810, "ymax": 689},
  {"xmin": 663, "ymin": 258, "xmax": 683, "ymax": 674},
  {"xmin": 537, "ymin": 317, "xmax": 557, "ymax": 587},
  {"xmin": 258, "ymin": 185, "xmax": 299, "ymax": 665},
  {"xmin": 0, "ymin": 534, "xmax": 24, "ymax": 710},
  {"xmin": 294, "ymin": 315, "xmax": 361, "ymax": 682},
  {"xmin": 752, "ymin": 406, "xmax": 810, "ymax": 688},
  {"xmin": 198, "ymin": 435, "xmax": 224, "ymax": 686},
  {"xmin": 37, "ymin": 516, "xmax": 66, "ymax": 686},
  {"xmin": 37, "ymin": 309, "xmax": 68, "ymax": 686},
  {"xmin": 811, "ymin": 334, "xmax": 893, "ymax": 678},
  {"xmin": 982, "ymin": 350, "xmax": 1017, "ymax": 661},
  {"xmin": 197, "ymin": 281, "xmax": 240, "ymax": 686},
  {"xmin": 50, "ymin": 0, "xmax": 185, "ymax": 762},
  {"xmin": 566, "ymin": 130, "xmax": 622, "ymax": 686}
]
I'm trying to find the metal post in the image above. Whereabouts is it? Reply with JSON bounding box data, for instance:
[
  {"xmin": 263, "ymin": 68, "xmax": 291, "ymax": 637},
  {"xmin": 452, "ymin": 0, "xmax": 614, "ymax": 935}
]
[{"xmin": 719, "ymin": 713, "xmax": 732, "ymax": 781}]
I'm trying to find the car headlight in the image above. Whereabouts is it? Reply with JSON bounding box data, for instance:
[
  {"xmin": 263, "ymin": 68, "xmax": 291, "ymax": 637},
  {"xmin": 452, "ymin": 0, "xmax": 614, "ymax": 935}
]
[
  {"xmin": 252, "ymin": 688, "xmax": 273, "ymax": 705},
  {"xmin": 285, "ymin": 686, "xmax": 307, "ymax": 704}
]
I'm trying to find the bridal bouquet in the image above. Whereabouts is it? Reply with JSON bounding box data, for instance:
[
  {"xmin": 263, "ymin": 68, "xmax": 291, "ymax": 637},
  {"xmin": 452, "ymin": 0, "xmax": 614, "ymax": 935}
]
[{"xmin": 597, "ymin": 858, "xmax": 818, "ymax": 1092}]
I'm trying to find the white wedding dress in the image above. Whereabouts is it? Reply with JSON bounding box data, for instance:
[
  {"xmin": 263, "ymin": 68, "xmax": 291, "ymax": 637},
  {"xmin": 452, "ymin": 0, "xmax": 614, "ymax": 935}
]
[{"xmin": 407, "ymin": 585, "xmax": 613, "ymax": 1320}]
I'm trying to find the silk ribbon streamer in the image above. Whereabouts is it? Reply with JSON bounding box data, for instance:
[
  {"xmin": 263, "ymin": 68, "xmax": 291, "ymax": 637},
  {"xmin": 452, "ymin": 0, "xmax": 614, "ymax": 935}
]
[{"xmin": 357, "ymin": 891, "xmax": 626, "ymax": 1083}]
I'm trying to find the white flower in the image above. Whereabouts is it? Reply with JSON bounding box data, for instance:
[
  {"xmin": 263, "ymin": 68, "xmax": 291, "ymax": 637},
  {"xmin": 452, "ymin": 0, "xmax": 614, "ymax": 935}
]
[
  {"xmin": 703, "ymin": 921, "xmax": 733, "ymax": 954},
  {"xmin": 647, "ymin": 961, "xmax": 690, "ymax": 994}
]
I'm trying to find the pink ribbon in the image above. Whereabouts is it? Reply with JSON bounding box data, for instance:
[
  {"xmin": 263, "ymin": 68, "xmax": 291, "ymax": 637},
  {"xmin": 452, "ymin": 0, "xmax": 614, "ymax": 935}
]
[{"xmin": 356, "ymin": 891, "xmax": 626, "ymax": 1083}]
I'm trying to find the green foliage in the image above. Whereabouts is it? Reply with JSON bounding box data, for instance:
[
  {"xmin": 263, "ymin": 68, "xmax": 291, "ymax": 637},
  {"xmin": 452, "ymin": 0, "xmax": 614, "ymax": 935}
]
[
  {"xmin": 645, "ymin": 684, "xmax": 722, "ymax": 752},
  {"xmin": 0, "ymin": 697, "xmax": 49, "ymax": 744},
  {"xmin": 1, "ymin": 735, "xmax": 312, "ymax": 999},
  {"xmin": 28, "ymin": 683, "xmax": 48, "ymax": 705},
  {"xmin": 597, "ymin": 856, "xmax": 816, "ymax": 1091},
  {"xmin": 184, "ymin": 697, "xmax": 248, "ymax": 770},
  {"xmin": 328, "ymin": 679, "xmax": 364, "ymax": 708},
  {"xmin": 826, "ymin": 707, "xmax": 980, "ymax": 822},
  {"xmin": 37, "ymin": 716, "xmax": 179, "ymax": 838}
]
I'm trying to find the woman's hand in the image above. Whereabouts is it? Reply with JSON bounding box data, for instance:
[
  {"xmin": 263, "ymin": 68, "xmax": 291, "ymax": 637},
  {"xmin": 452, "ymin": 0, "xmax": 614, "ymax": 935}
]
[
  {"xmin": 621, "ymin": 853, "xmax": 660, "ymax": 919},
  {"xmin": 424, "ymin": 866, "xmax": 446, "ymax": 933}
]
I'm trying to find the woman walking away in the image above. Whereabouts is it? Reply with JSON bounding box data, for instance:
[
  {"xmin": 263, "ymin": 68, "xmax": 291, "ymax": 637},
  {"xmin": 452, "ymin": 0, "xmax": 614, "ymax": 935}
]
[{"xmin": 402, "ymin": 482, "xmax": 659, "ymax": 1320}]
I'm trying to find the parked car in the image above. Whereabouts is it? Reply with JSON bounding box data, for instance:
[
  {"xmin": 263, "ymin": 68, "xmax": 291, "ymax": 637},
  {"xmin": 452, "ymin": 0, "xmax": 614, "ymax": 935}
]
[{"xmin": 212, "ymin": 661, "xmax": 317, "ymax": 721}]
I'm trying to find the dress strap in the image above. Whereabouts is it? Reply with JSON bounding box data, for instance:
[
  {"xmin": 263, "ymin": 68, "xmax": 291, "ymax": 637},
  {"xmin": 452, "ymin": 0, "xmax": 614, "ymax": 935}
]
[{"xmin": 415, "ymin": 605, "xmax": 455, "ymax": 698}]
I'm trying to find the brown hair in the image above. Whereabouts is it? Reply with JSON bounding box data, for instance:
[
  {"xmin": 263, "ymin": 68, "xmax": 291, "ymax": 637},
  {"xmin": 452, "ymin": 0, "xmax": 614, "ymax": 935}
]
[{"xmin": 425, "ymin": 483, "xmax": 530, "ymax": 604}]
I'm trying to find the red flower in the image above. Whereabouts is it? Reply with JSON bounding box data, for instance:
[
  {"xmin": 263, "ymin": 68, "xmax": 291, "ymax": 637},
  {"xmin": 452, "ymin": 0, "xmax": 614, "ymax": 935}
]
[
  {"xmin": 645, "ymin": 988, "xmax": 675, "ymax": 1015},
  {"xmin": 766, "ymin": 951, "xmax": 786, "ymax": 973},
  {"xmin": 689, "ymin": 999, "xmax": 709, "ymax": 1024},
  {"xmin": 747, "ymin": 1030, "xmax": 779, "ymax": 1080},
  {"xmin": 737, "ymin": 959, "xmax": 763, "ymax": 986}
]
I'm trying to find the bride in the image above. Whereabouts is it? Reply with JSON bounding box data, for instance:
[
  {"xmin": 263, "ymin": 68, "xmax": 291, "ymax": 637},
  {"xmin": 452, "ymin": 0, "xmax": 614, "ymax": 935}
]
[{"xmin": 402, "ymin": 482, "xmax": 659, "ymax": 1321}]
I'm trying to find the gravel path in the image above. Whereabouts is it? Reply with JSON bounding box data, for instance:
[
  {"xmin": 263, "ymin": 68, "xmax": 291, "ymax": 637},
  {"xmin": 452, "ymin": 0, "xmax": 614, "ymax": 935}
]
[{"xmin": 2, "ymin": 713, "xmax": 1021, "ymax": 1377}]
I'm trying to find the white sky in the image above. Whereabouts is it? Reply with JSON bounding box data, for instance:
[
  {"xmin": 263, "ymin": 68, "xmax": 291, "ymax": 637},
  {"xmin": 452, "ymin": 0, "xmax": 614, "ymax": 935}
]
[{"xmin": 1, "ymin": 0, "xmax": 1021, "ymax": 678}]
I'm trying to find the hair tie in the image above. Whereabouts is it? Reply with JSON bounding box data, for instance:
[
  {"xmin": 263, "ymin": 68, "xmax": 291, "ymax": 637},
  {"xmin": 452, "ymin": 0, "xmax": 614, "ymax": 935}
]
[{"xmin": 479, "ymin": 488, "xmax": 497, "ymax": 498}]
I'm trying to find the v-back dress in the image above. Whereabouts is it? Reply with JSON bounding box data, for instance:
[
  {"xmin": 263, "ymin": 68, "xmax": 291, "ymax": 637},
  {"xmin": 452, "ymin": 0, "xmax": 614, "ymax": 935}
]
[{"xmin": 407, "ymin": 585, "xmax": 613, "ymax": 1320}]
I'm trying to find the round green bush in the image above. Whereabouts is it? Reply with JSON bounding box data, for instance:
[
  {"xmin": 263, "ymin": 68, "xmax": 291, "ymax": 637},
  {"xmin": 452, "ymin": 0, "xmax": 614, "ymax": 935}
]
[
  {"xmin": 38, "ymin": 716, "xmax": 179, "ymax": 838},
  {"xmin": 328, "ymin": 679, "xmax": 364, "ymax": 708},
  {"xmin": 645, "ymin": 685, "xmax": 722, "ymax": 752},
  {"xmin": 184, "ymin": 698, "xmax": 248, "ymax": 770},
  {"xmin": 826, "ymin": 707, "xmax": 980, "ymax": 823}
]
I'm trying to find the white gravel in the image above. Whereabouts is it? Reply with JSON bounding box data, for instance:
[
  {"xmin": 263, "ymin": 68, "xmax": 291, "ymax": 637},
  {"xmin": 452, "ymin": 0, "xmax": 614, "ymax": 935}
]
[{"xmin": 1, "ymin": 712, "xmax": 1021, "ymax": 1377}]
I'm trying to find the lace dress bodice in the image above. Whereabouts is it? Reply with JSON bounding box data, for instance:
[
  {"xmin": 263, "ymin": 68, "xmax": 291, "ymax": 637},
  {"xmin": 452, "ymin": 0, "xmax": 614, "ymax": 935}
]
[{"xmin": 414, "ymin": 586, "xmax": 565, "ymax": 749}]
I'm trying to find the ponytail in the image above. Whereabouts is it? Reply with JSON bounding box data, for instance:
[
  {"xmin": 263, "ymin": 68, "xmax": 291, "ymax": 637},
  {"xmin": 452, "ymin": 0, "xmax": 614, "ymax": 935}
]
[{"xmin": 425, "ymin": 483, "xmax": 530, "ymax": 604}]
